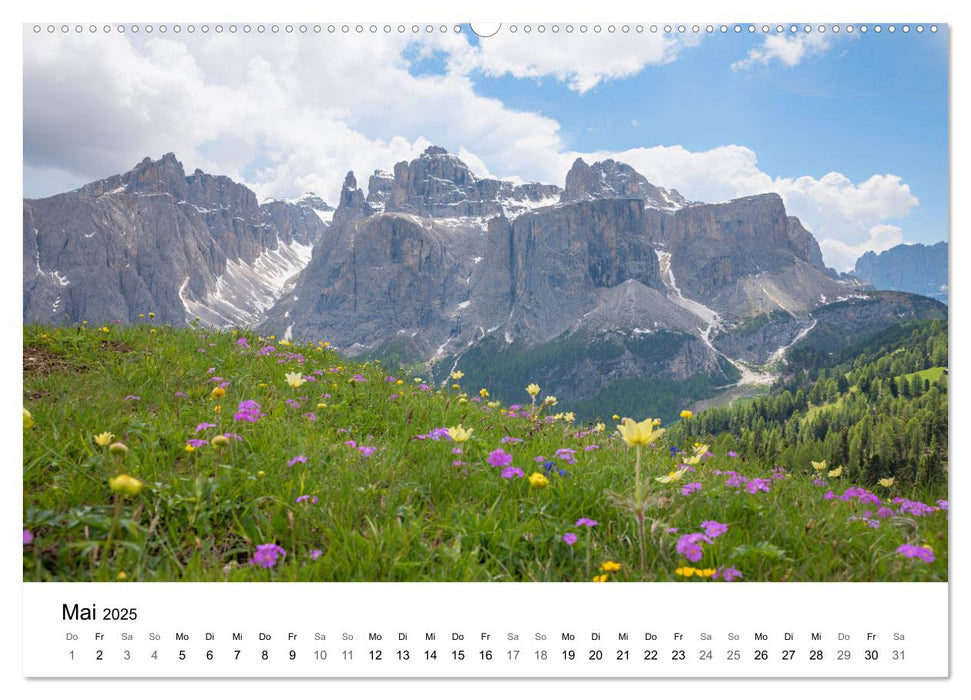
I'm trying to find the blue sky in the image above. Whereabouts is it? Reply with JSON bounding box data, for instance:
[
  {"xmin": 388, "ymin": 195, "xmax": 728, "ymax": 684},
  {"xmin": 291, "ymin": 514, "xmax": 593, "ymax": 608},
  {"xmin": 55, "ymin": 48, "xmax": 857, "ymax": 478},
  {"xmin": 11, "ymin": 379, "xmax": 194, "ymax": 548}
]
[{"xmin": 22, "ymin": 24, "xmax": 948, "ymax": 270}]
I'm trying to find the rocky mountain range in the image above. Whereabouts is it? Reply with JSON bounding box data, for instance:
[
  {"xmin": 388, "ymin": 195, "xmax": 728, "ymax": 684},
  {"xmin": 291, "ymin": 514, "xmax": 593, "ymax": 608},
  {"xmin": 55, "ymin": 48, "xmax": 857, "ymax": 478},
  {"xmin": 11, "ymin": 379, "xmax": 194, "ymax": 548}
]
[
  {"xmin": 853, "ymin": 242, "xmax": 948, "ymax": 304},
  {"xmin": 24, "ymin": 148, "xmax": 947, "ymax": 418}
]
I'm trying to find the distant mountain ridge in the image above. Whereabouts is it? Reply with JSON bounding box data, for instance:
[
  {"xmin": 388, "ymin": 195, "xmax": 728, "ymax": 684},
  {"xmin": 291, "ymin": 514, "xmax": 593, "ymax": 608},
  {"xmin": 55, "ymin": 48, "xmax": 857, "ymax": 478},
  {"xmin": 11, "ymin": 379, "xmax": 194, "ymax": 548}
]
[
  {"xmin": 23, "ymin": 148, "xmax": 947, "ymax": 420},
  {"xmin": 853, "ymin": 242, "xmax": 948, "ymax": 303}
]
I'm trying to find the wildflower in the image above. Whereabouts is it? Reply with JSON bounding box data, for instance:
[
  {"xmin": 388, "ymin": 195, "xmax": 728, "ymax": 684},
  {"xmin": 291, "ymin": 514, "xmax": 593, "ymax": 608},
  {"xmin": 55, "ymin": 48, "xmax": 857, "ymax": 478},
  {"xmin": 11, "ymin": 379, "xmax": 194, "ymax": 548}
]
[
  {"xmin": 287, "ymin": 455, "xmax": 307, "ymax": 467},
  {"xmin": 562, "ymin": 533, "xmax": 578, "ymax": 546},
  {"xmin": 542, "ymin": 396, "xmax": 558, "ymax": 407},
  {"xmin": 285, "ymin": 372, "xmax": 306, "ymax": 388},
  {"xmin": 893, "ymin": 498, "xmax": 937, "ymax": 517},
  {"xmin": 676, "ymin": 533, "xmax": 711, "ymax": 563},
  {"xmin": 487, "ymin": 449, "xmax": 513, "ymax": 468},
  {"xmin": 700, "ymin": 521, "xmax": 728, "ymax": 539},
  {"xmin": 727, "ymin": 450, "xmax": 739, "ymax": 458},
  {"xmin": 616, "ymin": 417, "xmax": 665, "ymax": 447},
  {"xmin": 745, "ymin": 478, "xmax": 770, "ymax": 494},
  {"xmin": 681, "ymin": 482, "xmax": 702, "ymax": 496},
  {"xmin": 195, "ymin": 423, "xmax": 216, "ymax": 432},
  {"xmin": 937, "ymin": 500, "xmax": 949, "ymax": 511},
  {"xmin": 23, "ymin": 408, "xmax": 34, "ymax": 429},
  {"xmin": 696, "ymin": 568, "xmax": 717, "ymax": 578},
  {"xmin": 447, "ymin": 425, "xmax": 474, "ymax": 443},
  {"xmin": 24, "ymin": 529, "xmax": 34, "ymax": 545},
  {"xmin": 878, "ymin": 477, "xmax": 895, "ymax": 488},
  {"xmin": 358, "ymin": 446, "xmax": 377, "ymax": 457},
  {"xmin": 295, "ymin": 495, "xmax": 319, "ymax": 504},
  {"xmin": 501, "ymin": 467, "xmax": 525, "ymax": 479},
  {"xmin": 554, "ymin": 448, "xmax": 577, "ymax": 464},
  {"xmin": 94, "ymin": 432, "xmax": 114, "ymax": 447},
  {"xmin": 148, "ymin": 312, "xmax": 155, "ymax": 318},
  {"xmin": 592, "ymin": 574, "xmax": 609, "ymax": 582},
  {"xmin": 594, "ymin": 422, "xmax": 605, "ymax": 433},
  {"xmin": 526, "ymin": 383, "xmax": 540, "ymax": 397},
  {"xmin": 679, "ymin": 410, "xmax": 693, "ymax": 419},
  {"xmin": 656, "ymin": 468, "xmax": 688, "ymax": 484},
  {"xmin": 675, "ymin": 567, "xmax": 697, "ymax": 577},
  {"xmin": 210, "ymin": 434, "xmax": 230, "ymax": 448},
  {"xmin": 584, "ymin": 444, "xmax": 600, "ymax": 452},
  {"xmin": 257, "ymin": 470, "xmax": 266, "ymax": 478},
  {"xmin": 601, "ymin": 561, "xmax": 621, "ymax": 573},
  {"xmin": 108, "ymin": 474, "xmax": 143, "ymax": 497},
  {"xmin": 302, "ymin": 412, "xmax": 317, "ymax": 421},
  {"xmin": 500, "ymin": 436, "xmax": 523, "ymax": 445},
  {"xmin": 108, "ymin": 442, "xmax": 129, "ymax": 457},
  {"xmin": 118, "ymin": 571, "xmax": 127, "ymax": 580},
  {"xmin": 611, "ymin": 414, "xmax": 620, "ymax": 421},
  {"xmin": 479, "ymin": 388, "xmax": 489, "ymax": 398},
  {"xmin": 715, "ymin": 566, "xmax": 743, "ymax": 582},
  {"xmin": 210, "ymin": 386, "xmax": 226, "ymax": 399},
  {"xmin": 124, "ymin": 395, "xmax": 140, "ymax": 401},
  {"xmin": 528, "ymin": 472, "xmax": 549, "ymax": 489},
  {"xmin": 236, "ymin": 337, "xmax": 250, "ymax": 348},
  {"xmin": 827, "ymin": 466, "xmax": 843, "ymax": 478},
  {"xmin": 575, "ymin": 518, "xmax": 598, "ymax": 528},
  {"xmin": 234, "ymin": 400, "xmax": 262, "ymax": 423},
  {"xmin": 309, "ymin": 549, "xmax": 323, "ymax": 561},
  {"xmin": 451, "ymin": 371, "xmax": 465, "ymax": 380},
  {"xmin": 811, "ymin": 460, "xmax": 827, "ymax": 472},
  {"xmin": 896, "ymin": 543, "xmax": 935, "ymax": 563},
  {"xmin": 251, "ymin": 543, "xmax": 286, "ymax": 569}
]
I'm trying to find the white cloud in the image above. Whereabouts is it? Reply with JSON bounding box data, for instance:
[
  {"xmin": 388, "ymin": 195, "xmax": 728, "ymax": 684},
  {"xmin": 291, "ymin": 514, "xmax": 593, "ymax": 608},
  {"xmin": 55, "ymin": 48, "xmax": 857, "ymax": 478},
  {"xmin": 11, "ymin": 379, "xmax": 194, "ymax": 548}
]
[
  {"xmin": 22, "ymin": 30, "xmax": 916, "ymax": 272},
  {"xmin": 732, "ymin": 32, "xmax": 833, "ymax": 71},
  {"xmin": 450, "ymin": 28, "xmax": 696, "ymax": 94}
]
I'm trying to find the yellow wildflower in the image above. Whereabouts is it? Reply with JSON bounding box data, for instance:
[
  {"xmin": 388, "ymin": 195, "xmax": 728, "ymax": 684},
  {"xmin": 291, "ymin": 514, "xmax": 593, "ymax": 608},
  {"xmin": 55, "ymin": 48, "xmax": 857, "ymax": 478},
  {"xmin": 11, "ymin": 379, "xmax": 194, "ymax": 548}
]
[
  {"xmin": 487, "ymin": 401, "xmax": 501, "ymax": 409},
  {"xmin": 656, "ymin": 468, "xmax": 688, "ymax": 483},
  {"xmin": 211, "ymin": 386, "xmax": 227, "ymax": 399},
  {"xmin": 612, "ymin": 414, "xmax": 620, "ymax": 421},
  {"xmin": 528, "ymin": 472, "xmax": 549, "ymax": 489},
  {"xmin": 108, "ymin": 442, "xmax": 129, "ymax": 457},
  {"xmin": 185, "ymin": 445, "xmax": 196, "ymax": 453},
  {"xmin": 447, "ymin": 425, "xmax": 474, "ymax": 442},
  {"xmin": 525, "ymin": 383, "xmax": 540, "ymax": 397},
  {"xmin": 562, "ymin": 412, "xmax": 576, "ymax": 423},
  {"xmin": 117, "ymin": 571, "xmax": 127, "ymax": 580},
  {"xmin": 543, "ymin": 396, "xmax": 558, "ymax": 407},
  {"xmin": 94, "ymin": 432, "xmax": 114, "ymax": 447},
  {"xmin": 594, "ymin": 422, "xmax": 605, "ymax": 433},
  {"xmin": 592, "ymin": 574, "xmax": 609, "ymax": 582},
  {"xmin": 680, "ymin": 410, "xmax": 693, "ymax": 419},
  {"xmin": 452, "ymin": 384, "xmax": 460, "ymax": 390},
  {"xmin": 285, "ymin": 372, "xmax": 306, "ymax": 388},
  {"xmin": 210, "ymin": 434, "xmax": 230, "ymax": 448},
  {"xmin": 697, "ymin": 568, "xmax": 717, "ymax": 578},
  {"xmin": 214, "ymin": 405, "xmax": 221, "ymax": 414},
  {"xmin": 396, "ymin": 379, "xmax": 404, "ymax": 385},
  {"xmin": 100, "ymin": 326, "xmax": 110, "ymax": 333},
  {"xmin": 23, "ymin": 408, "xmax": 34, "ymax": 430},
  {"xmin": 878, "ymin": 477, "xmax": 895, "ymax": 488},
  {"xmin": 480, "ymin": 388, "xmax": 489, "ymax": 398},
  {"xmin": 675, "ymin": 567, "xmax": 697, "ymax": 577},
  {"xmin": 811, "ymin": 460, "xmax": 827, "ymax": 472},
  {"xmin": 601, "ymin": 561, "xmax": 621, "ymax": 573},
  {"xmin": 148, "ymin": 312, "xmax": 155, "ymax": 318},
  {"xmin": 108, "ymin": 474, "xmax": 142, "ymax": 497},
  {"xmin": 257, "ymin": 470, "xmax": 266, "ymax": 478},
  {"xmin": 451, "ymin": 371, "xmax": 465, "ymax": 380},
  {"xmin": 616, "ymin": 417, "xmax": 665, "ymax": 447},
  {"xmin": 828, "ymin": 466, "xmax": 844, "ymax": 478}
]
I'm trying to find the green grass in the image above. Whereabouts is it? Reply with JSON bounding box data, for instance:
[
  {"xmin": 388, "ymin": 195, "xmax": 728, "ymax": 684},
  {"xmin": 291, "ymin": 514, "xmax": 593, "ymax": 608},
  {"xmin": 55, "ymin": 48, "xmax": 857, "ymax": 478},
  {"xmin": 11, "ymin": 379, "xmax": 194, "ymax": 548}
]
[{"xmin": 23, "ymin": 323, "xmax": 948, "ymax": 582}]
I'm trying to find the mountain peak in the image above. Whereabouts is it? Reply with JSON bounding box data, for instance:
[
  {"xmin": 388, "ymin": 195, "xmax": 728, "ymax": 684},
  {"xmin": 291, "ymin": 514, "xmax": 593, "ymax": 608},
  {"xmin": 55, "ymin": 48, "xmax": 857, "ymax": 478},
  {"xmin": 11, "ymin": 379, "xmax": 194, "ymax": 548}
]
[
  {"xmin": 561, "ymin": 157, "xmax": 686, "ymax": 210},
  {"xmin": 421, "ymin": 145, "xmax": 451, "ymax": 157}
]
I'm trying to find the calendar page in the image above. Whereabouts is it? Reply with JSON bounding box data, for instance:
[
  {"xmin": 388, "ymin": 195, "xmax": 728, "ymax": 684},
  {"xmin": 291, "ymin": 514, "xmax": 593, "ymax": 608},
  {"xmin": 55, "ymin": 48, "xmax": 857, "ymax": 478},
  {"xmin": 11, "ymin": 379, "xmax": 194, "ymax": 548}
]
[{"xmin": 19, "ymin": 5, "xmax": 952, "ymax": 689}]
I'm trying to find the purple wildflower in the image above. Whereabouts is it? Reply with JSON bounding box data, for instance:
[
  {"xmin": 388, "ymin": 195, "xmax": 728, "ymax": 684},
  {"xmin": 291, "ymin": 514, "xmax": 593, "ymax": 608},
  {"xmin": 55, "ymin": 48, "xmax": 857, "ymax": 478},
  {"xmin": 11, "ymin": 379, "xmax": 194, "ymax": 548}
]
[
  {"xmin": 715, "ymin": 566, "xmax": 743, "ymax": 582},
  {"xmin": 896, "ymin": 543, "xmax": 935, "ymax": 563},
  {"xmin": 584, "ymin": 444, "xmax": 600, "ymax": 452},
  {"xmin": 725, "ymin": 471, "xmax": 746, "ymax": 488},
  {"xmin": 700, "ymin": 521, "xmax": 728, "ymax": 539},
  {"xmin": 500, "ymin": 436, "xmax": 523, "ymax": 445},
  {"xmin": 681, "ymin": 482, "xmax": 702, "ymax": 496},
  {"xmin": 452, "ymin": 447, "xmax": 463, "ymax": 455},
  {"xmin": 174, "ymin": 392, "xmax": 188, "ymax": 398},
  {"xmin": 501, "ymin": 467, "xmax": 524, "ymax": 479},
  {"xmin": 309, "ymin": 549, "xmax": 323, "ymax": 561},
  {"xmin": 388, "ymin": 394, "xmax": 399, "ymax": 400},
  {"xmin": 234, "ymin": 400, "xmax": 262, "ymax": 423},
  {"xmin": 236, "ymin": 337, "xmax": 250, "ymax": 348},
  {"xmin": 285, "ymin": 398, "xmax": 301, "ymax": 408},
  {"xmin": 487, "ymin": 449, "xmax": 513, "ymax": 468},
  {"xmin": 554, "ymin": 448, "xmax": 577, "ymax": 464},
  {"xmin": 185, "ymin": 439, "xmax": 207, "ymax": 448},
  {"xmin": 893, "ymin": 498, "xmax": 937, "ymax": 517},
  {"xmin": 302, "ymin": 412, "xmax": 317, "ymax": 421},
  {"xmin": 876, "ymin": 506, "xmax": 895, "ymax": 519},
  {"xmin": 745, "ymin": 478, "xmax": 770, "ymax": 494},
  {"xmin": 358, "ymin": 446, "xmax": 377, "ymax": 457},
  {"xmin": 813, "ymin": 477, "xmax": 827, "ymax": 486},
  {"xmin": 250, "ymin": 543, "xmax": 286, "ymax": 569},
  {"xmin": 676, "ymin": 533, "xmax": 712, "ymax": 563},
  {"xmin": 295, "ymin": 495, "xmax": 319, "ymax": 504},
  {"xmin": 195, "ymin": 422, "xmax": 217, "ymax": 432},
  {"xmin": 287, "ymin": 455, "xmax": 308, "ymax": 467},
  {"xmin": 344, "ymin": 440, "xmax": 357, "ymax": 448},
  {"xmin": 124, "ymin": 395, "xmax": 140, "ymax": 401},
  {"xmin": 562, "ymin": 532, "xmax": 578, "ymax": 546},
  {"xmin": 937, "ymin": 500, "xmax": 949, "ymax": 511},
  {"xmin": 258, "ymin": 346, "xmax": 275, "ymax": 356},
  {"xmin": 575, "ymin": 518, "xmax": 598, "ymax": 528},
  {"xmin": 727, "ymin": 451, "xmax": 739, "ymax": 458},
  {"xmin": 533, "ymin": 455, "xmax": 546, "ymax": 463},
  {"xmin": 23, "ymin": 529, "xmax": 33, "ymax": 545}
]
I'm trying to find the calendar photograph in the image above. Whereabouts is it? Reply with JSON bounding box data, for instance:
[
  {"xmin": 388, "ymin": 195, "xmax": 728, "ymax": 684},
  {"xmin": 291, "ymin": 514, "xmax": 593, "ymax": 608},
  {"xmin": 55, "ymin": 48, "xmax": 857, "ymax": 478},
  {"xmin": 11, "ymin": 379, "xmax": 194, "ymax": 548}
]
[{"xmin": 22, "ymin": 22, "xmax": 948, "ymax": 588}]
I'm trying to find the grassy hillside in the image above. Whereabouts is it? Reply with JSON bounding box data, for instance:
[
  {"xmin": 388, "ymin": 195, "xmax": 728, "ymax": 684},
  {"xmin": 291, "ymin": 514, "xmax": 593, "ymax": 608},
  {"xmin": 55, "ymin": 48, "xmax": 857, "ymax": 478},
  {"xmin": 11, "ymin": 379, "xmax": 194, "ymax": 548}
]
[{"xmin": 23, "ymin": 322, "xmax": 947, "ymax": 582}]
